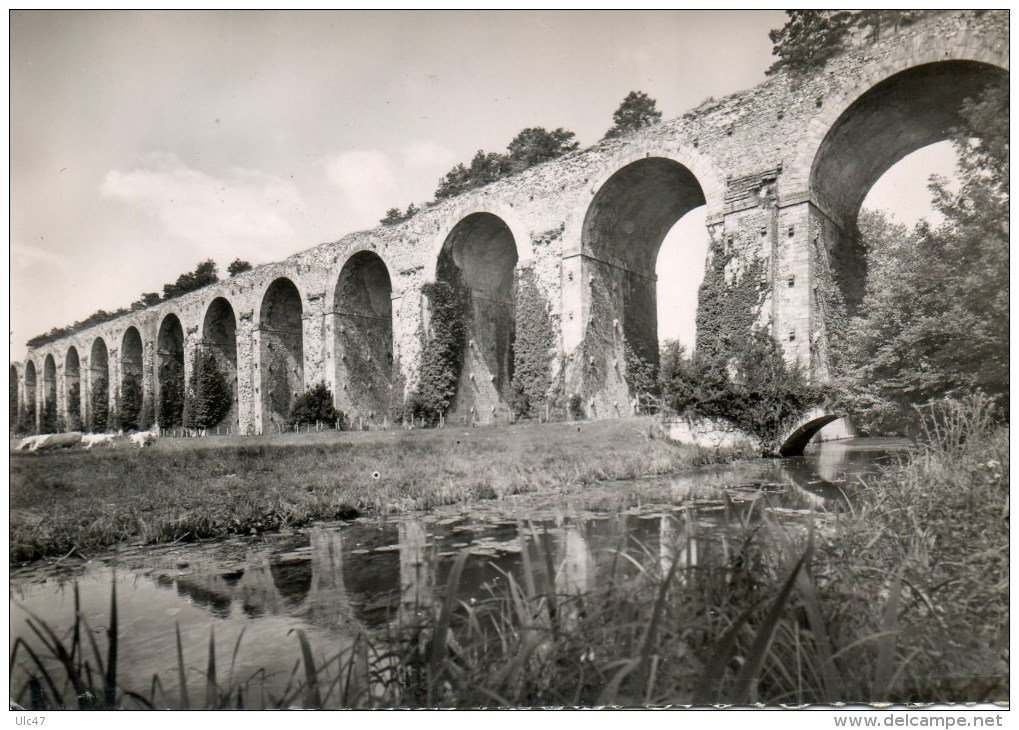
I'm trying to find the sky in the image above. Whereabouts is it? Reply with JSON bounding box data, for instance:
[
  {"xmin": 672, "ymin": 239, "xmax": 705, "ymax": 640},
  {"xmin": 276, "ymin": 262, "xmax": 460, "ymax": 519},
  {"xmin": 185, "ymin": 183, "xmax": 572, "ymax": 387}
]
[{"xmin": 8, "ymin": 10, "xmax": 957, "ymax": 363}]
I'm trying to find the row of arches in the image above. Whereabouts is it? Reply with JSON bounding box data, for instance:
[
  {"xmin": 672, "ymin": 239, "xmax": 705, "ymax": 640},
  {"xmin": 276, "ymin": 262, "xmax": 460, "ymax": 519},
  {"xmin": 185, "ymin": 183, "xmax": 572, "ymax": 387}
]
[{"xmin": 12, "ymin": 56, "xmax": 1008, "ymax": 431}]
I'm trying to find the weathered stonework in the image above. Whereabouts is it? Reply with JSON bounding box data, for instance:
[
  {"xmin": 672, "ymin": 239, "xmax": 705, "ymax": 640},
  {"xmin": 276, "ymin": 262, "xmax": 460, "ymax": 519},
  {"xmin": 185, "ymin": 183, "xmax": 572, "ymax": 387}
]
[{"xmin": 12, "ymin": 11, "xmax": 1007, "ymax": 433}]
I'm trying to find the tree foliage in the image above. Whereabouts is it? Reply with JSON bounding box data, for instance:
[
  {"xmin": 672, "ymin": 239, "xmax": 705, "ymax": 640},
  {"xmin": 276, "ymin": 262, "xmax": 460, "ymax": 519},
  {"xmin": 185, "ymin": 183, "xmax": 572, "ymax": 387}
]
[
  {"xmin": 380, "ymin": 203, "xmax": 421, "ymax": 226},
  {"xmin": 227, "ymin": 259, "xmax": 252, "ymax": 277},
  {"xmin": 163, "ymin": 259, "xmax": 219, "ymax": 299},
  {"xmin": 66, "ymin": 381, "xmax": 82, "ymax": 432},
  {"xmin": 603, "ymin": 91, "xmax": 662, "ymax": 140},
  {"xmin": 837, "ymin": 79, "xmax": 1009, "ymax": 434},
  {"xmin": 434, "ymin": 127, "xmax": 578, "ymax": 201}
]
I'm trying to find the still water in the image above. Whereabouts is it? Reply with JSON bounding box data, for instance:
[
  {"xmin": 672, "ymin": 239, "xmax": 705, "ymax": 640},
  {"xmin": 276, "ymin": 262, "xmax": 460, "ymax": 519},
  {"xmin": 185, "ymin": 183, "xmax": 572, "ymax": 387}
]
[{"xmin": 10, "ymin": 438, "xmax": 907, "ymax": 707}]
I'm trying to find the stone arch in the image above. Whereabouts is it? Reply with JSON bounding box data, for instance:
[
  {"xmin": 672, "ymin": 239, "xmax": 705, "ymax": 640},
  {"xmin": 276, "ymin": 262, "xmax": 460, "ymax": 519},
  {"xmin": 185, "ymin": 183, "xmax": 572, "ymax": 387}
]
[
  {"xmin": 333, "ymin": 250, "xmax": 394, "ymax": 421},
  {"xmin": 436, "ymin": 212, "xmax": 519, "ymax": 420},
  {"xmin": 579, "ymin": 155, "xmax": 709, "ymax": 402},
  {"xmin": 259, "ymin": 277, "xmax": 304, "ymax": 429},
  {"xmin": 10, "ymin": 364, "xmax": 19, "ymax": 430},
  {"xmin": 157, "ymin": 313, "xmax": 186, "ymax": 428},
  {"xmin": 64, "ymin": 346, "xmax": 82, "ymax": 430},
  {"xmin": 424, "ymin": 201, "xmax": 532, "ymax": 285},
  {"xmin": 89, "ymin": 338, "xmax": 110, "ymax": 432},
  {"xmin": 201, "ymin": 296, "xmax": 239, "ymax": 428},
  {"xmin": 802, "ymin": 53, "xmax": 1008, "ymax": 317},
  {"xmin": 42, "ymin": 354, "xmax": 57, "ymax": 432},
  {"xmin": 777, "ymin": 409, "xmax": 841, "ymax": 457},
  {"xmin": 24, "ymin": 360, "xmax": 37, "ymax": 433},
  {"xmin": 120, "ymin": 327, "xmax": 144, "ymax": 430}
]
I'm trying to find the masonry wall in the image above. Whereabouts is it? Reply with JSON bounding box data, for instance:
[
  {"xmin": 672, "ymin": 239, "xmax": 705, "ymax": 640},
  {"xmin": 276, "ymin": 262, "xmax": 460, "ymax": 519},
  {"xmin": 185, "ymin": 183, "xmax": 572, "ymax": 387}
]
[{"xmin": 15, "ymin": 10, "xmax": 1007, "ymax": 433}]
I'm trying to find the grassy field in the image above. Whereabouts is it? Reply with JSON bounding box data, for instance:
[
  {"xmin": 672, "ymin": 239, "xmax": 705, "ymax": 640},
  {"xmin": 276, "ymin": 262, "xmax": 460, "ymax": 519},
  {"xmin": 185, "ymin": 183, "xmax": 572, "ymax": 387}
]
[{"xmin": 10, "ymin": 417, "xmax": 733, "ymax": 564}]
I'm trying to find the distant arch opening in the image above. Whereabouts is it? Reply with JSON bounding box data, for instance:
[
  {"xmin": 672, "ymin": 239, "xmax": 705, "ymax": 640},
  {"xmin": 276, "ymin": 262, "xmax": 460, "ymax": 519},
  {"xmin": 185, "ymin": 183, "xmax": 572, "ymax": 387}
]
[
  {"xmin": 202, "ymin": 297, "xmax": 239, "ymax": 429},
  {"xmin": 810, "ymin": 60, "xmax": 1009, "ymax": 318},
  {"xmin": 89, "ymin": 338, "xmax": 110, "ymax": 431},
  {"xmin": 259, "ymin": 278, "xmax": 304, "ymax": 429},
  {"xmin": 436, "ymin": 213, "xmax": 518, "ymax": 420},
  {"xmin": 121, "ymin": 327, "xmax": 144, "ymax": 431},
  {"xmin": 157, "ymin": 314, "xmax": 186, "ymax": 428},
  {"xmin": 334, "ymin": 252, "xmax": 393, "ymax": 421},
  {"xmin": 24, "ymin": 361, "xmax": 37, "ymax": 433},
  {"xmin": 582, "ymin": 157, "xmax": 707, "ymax": 406},
  {"xmin": 64, "ymin": 347, "xmax": 82, "ymax": 431},
  {"xmin": 42, "ymin": 355, "xmax": 57, "ymax": 433}
]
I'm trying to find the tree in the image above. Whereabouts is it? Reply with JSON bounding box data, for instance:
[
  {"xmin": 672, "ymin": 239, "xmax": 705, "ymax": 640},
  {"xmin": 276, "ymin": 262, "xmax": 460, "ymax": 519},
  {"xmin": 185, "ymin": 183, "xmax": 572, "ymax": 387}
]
[
  {"xmin": 227, "ymin": 259, "xmax": 252, "ymax": 277},
  {"xmin": 163, "ymin": 259, "xmax": 219, "ymax": 299},
  {"xmin": 507, "ymin": 127, "xmax": 579, "ymax": 172},
  {"xmin": 66, "ymin": 381, "xmax": 82, "ymax": 432},
  {"xmin": 380, "ymin": 208, "xmax": 404, "ymax": 226},
  {"xmin": 435, "ymin": 150, "xmax": 512, "ymax": 200},
  {"xmin": 837, "ymin": 79, "xmax": 1009, "ymax": 433},
  {"xmin": 603, "ymin": 91, "xmax": 662, "ymax": 140},
  {"xmin": 120, "ymin": 373, "xmax": 143, "ymax": 431},
  {"xmin": 188, "ymin": 349, "xmax": 232, "ymax": 429},
  {"xmin": 766, "ymin": 10, "xmax": 852, "ymax": 76}
]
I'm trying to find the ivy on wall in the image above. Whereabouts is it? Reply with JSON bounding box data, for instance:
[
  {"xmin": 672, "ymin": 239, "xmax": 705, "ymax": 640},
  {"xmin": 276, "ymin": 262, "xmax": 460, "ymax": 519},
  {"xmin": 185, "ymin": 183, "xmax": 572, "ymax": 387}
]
[
  {"xmin": 66, "ymin": 382, "xmax": 82, "ymax": 432},
  {"xmin": 91, "ymin": 374, "xmax": 110, "ymax": 432},
  {"xmin": 509, "ymin": 267, "xmax": 555, "ymax": 417},
  {"xmin": 119, "ymin": 373, "xmax": 143, "ymax": 431},
  {"xmin": 158, "ymin": 359, "xmax": 185, "ymax": 428},
  {"xmin": 186, "ymin": 348, "xmax": 232, "ymax": 429},
  {"xmin": 410, "ymin": 257, "xmax": 469, "ymax": 423},
  {"xmin": 695, "ymin": 236, "xmax": 768, "ymax": 365}
]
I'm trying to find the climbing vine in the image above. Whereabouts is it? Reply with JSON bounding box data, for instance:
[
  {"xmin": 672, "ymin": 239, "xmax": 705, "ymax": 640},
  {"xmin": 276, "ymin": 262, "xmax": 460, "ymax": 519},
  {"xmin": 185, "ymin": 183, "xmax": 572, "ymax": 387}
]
[
  {"xmin": 91, "ymin": 374, "xmax": 110, "ymax": 432},
  {"xmin": 411, "ymin": 257, "xmax": 469, "ymax": 424},
  {"xmin": 695, "ymin": 237, "xmax": 768, "ymax": 365},
  {"xmin": 119, "ymin": 373, "xmax": 143, "ymax": 431},
  {"xmin": 509, "ymin": 268, "xmax": 555, "ymax": 417}
]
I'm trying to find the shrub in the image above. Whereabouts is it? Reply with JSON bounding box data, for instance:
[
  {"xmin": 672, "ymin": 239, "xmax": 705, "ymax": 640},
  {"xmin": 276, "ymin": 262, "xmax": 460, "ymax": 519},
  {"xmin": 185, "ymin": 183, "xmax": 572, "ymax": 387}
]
[
  {"xmin": 158, "ymin": 358, "xmax": 185, "ymax": 428},
  {"xmin": 188, "ymin": 349, "xmax": 232, "ymax": 429},
  {"xmin": 288, "ymin": 382, "xmax": 343, "ymax": 428},
  {"xmin": 41, "ymin": 396, "xmax": 58, "ymax": 434},
  {"xmin": 412, "ymin": 260, "xmax": 469, "ymax": 425},
  {"xmin": 66, "ymin": 382, "xmax": 82, "ymax": 432}
]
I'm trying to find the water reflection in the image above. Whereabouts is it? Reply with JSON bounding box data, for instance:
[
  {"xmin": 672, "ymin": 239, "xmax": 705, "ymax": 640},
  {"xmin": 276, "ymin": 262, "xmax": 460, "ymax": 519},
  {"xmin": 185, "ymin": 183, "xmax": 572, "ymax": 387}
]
[{"xmin": 10, "ymin": 438, "xmax": 906, "ymax": 707}]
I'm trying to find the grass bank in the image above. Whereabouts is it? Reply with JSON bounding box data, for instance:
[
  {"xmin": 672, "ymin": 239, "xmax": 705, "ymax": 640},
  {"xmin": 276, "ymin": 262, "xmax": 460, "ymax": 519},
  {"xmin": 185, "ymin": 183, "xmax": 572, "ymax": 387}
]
[{"xmin": 10, "ymin": 417, "xmax": 735, "ymax": 565}]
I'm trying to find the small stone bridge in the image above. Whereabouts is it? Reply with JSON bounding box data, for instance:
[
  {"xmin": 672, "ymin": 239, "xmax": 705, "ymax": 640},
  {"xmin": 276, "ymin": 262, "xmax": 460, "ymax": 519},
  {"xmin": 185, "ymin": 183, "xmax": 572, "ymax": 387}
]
[{"xmin": 11, "ymin": 11, "xmax": 1007, "ymax": 436}]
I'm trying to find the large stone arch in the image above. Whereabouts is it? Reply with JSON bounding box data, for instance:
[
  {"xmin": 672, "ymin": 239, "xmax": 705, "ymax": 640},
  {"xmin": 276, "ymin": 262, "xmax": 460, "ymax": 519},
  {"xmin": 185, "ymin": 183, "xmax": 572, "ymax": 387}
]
[
  {"xmin": 436, "ymin": 211, "xmax": 519, "ymax": 421},
  {"xmin": 575, "ymin": 154, "xmax": 710, "ymax": 412},
  {"xmin": 258, "ymin": 277, "xmax": 304, "ymax": 430},
  {"xmin": 64, "ymin": 346, "xmax": 82, "ymax": 430},
  {"xmin": 120, "ymin": 326, "xmax": 144, "ymax": 430},
  {"xmin": 798, "ymin": 46, "xmax": 1007, "ymax": 319},
  {"xmin": 201, "ymin": 296, "xmax": 240, "ymax": 429},
  {"xmin": 423, "ymin": 201, "xmax": 532, "ymax": 285},
  {"xmin": 333, "ymin": 250, "xmax": 394, "ymax": 421},
  {"xmin": 89, "ymin": 338, "xmax": 110, "ymax": 432},
  {"xmin": 156, "ymin": 313, "xmax": 186, "ymax": 428}
]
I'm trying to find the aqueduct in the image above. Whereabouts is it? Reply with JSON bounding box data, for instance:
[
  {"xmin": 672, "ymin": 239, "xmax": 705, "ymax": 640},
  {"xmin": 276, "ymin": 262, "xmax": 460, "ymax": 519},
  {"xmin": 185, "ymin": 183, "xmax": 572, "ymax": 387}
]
[{"xmin": 11, "ymin": 11, "xmax": 1007, "ymax": 435}]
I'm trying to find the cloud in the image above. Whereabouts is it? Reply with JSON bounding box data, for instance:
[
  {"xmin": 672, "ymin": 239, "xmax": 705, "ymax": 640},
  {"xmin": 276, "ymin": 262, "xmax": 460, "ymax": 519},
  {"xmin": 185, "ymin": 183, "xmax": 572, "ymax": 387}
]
[
  {"xmin": 322, "ymin": 141, "xmax": 456, "ymax": 229},
  {"xmin": 99, "ymin": 153, "xmax": 303, "ymax": 249}
]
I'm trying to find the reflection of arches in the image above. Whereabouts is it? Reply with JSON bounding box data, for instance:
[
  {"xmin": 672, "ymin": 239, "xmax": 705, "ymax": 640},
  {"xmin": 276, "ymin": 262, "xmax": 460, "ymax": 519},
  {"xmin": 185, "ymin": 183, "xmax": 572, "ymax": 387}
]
[
  {"xmin": 581, "ymin": 157, "xmax": 707, "ymax": 398},
  {"xmin": 157, "ymin": 314, "xmax": 185, "ymax": 428},
  {"xmin": 808, "ymin": 60, "xmax": 1008, "ymax": 316},
  {"xmin": 259, "ymin": 278, "xmax": 304, "ymax": 429},
  {"xmin": 398, "ymin": 520, "xmax": 435, "ymax": 622},
  {"xmin": 64, "ymin": 347, "xmax": 81, "ymax": 429},
  {"xmin": 202, "ymin": 297, "xmax": 239, "ymax": 428},
  {"xmin": 89, "ymin": 338, "xmax": 109, "ymax": 431},
  {"xmin": 333, "ymin": 252, "xmax": 394, "ymax": 420},
  {"xmin": 437, "ymin": 212, "xmax": 518, "ymax": 420}
]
